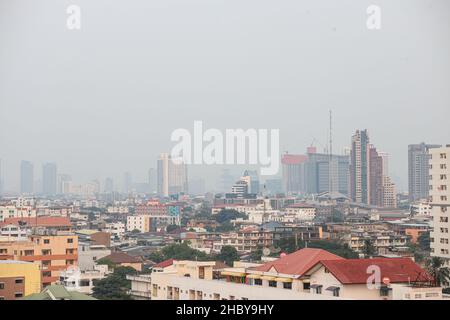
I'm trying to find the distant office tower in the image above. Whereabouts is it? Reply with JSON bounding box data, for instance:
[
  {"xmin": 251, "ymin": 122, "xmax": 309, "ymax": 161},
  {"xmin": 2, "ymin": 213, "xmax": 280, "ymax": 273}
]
[
  {"xmin": 104, "ymin": 177, "xmax": 114, "ymax": 193},
  {"xmin": 123, "ymin": 172, "xmax": 132, "ymax": 193},
  {"xmin": 20, "ymin": 160, "xmax": 34, "ymax": 194},
  {"xmin": 57, "ymin": 174, "xmax": 72, "ymax": 194},
  {"xmin": 157, "ymin": 153, "xmax": 188, "ymax": 197},
  {"xmin": 304, "ymin": 149, "xmax": 350, "ymax": 195},
  {"xmin": 369, "ymin": 146, "xmax": 384, "ymax": 207},
  {"xmin": 241, "ymin": 170, "xmax": 260, "ymax": 194},
  {"xmin": 42, "ymin": 162, "xmax": 57, "ymax": 195},
  {"xmin": 231, "ymin": 180, "xmax": 249, "ymax": 198},
  {"xmin": 382, "ymin": 176, "xmax": 397, "ymax": 208},
  {"xmin": 281, "ymin": 154, "xmax": 307, "ymax": 194},
  {"xmin": 148, "ymin": 168, "xmax": 156, "ymax": 193},
  {"xmin": 350, "ymin": 130, "xmax": 371, "ymax": 204},
  {"xmin": 408, "ymin": 143, "xmax": 441, "ymax": 202},
  {"xmin": 429, "ymin": 146, "xmax": 450, "ymax": 263}
]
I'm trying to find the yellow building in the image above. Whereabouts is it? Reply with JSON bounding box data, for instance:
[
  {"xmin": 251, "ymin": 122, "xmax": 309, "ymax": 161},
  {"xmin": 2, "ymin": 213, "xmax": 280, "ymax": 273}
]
[
  {"xmin": 0, "ymin": 233, "xmax": 78, "ymax": 287},
  {"xmin": 0, "ymin": 260, "xmax": 41, "ymax": 300}
]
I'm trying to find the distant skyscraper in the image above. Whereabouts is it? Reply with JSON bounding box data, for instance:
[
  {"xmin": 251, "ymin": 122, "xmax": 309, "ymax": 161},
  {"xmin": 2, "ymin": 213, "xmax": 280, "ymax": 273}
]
[
  {"xmin": 104, "ymin": 177, "xmax": 114, "ymax": 193},
  {"xmin": 281, "ymin": 154, "xmax": 307, "ymax": 194},
  {"xmin": 57, "ymin": 174, "xmax": 72, "ymax": 194},
  {"xmin": 157, "ymin": 153, "xmax": 188, "ymax": 197},
  {"xmin": 408, "ymin": 143, "xmax": 441, "ymax": 202},
  {"xmin": 350, "ymin": 130, "xmax": 370, "ymax": 204},
  {"xmin": 241, "ymin": 170, "xmax": 260, "ymax": 194},
  {"xmin": 304, "ymin": 148, "xmax": 350, "ymax": 196},
  {"xmin": 369, "ymin": 146, "xmax": 384, "ymax": 207},
  {"xmin": 42, "ymin": 162, "xmax": 57, "ymax": 195},
  {"xmin": 20, "ymin": 160, "xmax": 34, "ymax": 194},
  {"xmin": 123, "ymin": 172, "xmax": 132, "ymax": 193}
]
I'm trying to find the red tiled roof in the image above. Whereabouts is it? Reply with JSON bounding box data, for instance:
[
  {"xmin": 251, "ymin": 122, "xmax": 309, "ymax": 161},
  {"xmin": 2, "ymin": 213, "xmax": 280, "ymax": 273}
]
[
  {"xmin": 319, "ymin": 258, "xmax": 432, "ymax": 284},
  {"xmin": 251, "ymin": 248, "xmax": 344, "ymax": 276},
  {"xmin": 0, "ymin": 216, "xmax": 72, "ymax": 228},
  {"xmin": 153, "ymin": 258, "xmax": 174, "ymax": 268},
  {"xmin": 103, "ymin": 251, "xmax": 142, "ymax": 264},
  {"xmin": 281, "ymin": 154, "xmax": 307, "ymax": 165}
]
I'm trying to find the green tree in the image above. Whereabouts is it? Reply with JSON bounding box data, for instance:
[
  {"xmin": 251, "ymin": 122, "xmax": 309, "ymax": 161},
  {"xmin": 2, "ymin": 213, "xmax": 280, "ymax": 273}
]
[
  {"xmin": 96, "ymin": 258, "xmax": 116, "ymax": 269},
  {"xmin": 362, "ymin": 239, "xmax": 377, "ymax": 257},
  {"xmin": 426, "ymin": 257, "xmax": 450, "ymax": 287},
  {"xmin": 418, "ymin": 232, "xmax": 430, "ymax": 251},
  {"xmin": 216, "ymin": 246, "xmax": 239, "ymax": 266},
  {"xmin": 92, "ymin": 266, "xmax": 137, "ymax": 300},
  {"xmin": 215, "ymin": 209, "xmax": 247, "ymax": 224}
]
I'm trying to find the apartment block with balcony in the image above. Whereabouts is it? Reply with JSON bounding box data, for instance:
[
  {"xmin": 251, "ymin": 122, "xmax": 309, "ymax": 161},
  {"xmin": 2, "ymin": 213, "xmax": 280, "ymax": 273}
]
[
  {"xmin": 430, "ymin": 146, "xmax": 450, "ymax": 264},
  {"xmin": 0, "ymin": 233, "xmax": 78, "ymax": 287}
]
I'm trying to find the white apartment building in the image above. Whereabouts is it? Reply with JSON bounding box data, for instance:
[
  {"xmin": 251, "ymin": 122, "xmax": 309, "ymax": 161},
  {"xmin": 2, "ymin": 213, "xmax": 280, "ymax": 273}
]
[
  {"xmin": 412, "ymin": 200, "xmax": 432, "ymax": 217},
  {"xmin": 430, "ymin": 146, "xmax": 450, "ymax": 263},
  {"xmin": 103, "ymin": 222, "xmax": 126, "ymax": 238},
  {"xmin": 127, "ymin": 215, "xmax": 150, "ymax": 233},
  {"xmin": 149, "ymin": 249, "xmax": 440, "ymax": 300},
  {"xmin": 0, "ymin": 205, "xmax": 37, "ymax": 222},
  {"xmin": 58, "ymin": 265, "xmax": 108, "ymax": 294},
  {"xmin": 0, "ymin": 224, "xmax": 28, "ymax": 239},
  {"xmin": 284, "ymin": 204, "xmax": 316, "ymax": 221}
]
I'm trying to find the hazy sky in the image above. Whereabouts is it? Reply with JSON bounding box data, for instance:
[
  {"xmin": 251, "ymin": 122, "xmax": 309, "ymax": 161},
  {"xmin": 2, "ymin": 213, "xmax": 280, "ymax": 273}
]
[{"xmin": 1, "ymin": 0, "xmax": 449, "ymax": 192}]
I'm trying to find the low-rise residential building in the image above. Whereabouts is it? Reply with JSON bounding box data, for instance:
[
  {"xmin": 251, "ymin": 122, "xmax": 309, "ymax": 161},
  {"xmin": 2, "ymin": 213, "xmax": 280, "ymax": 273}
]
[
  {"xmin": 0, "ymin": 232, "xmax": 78, "ymax": 287},
  {"xmin": 58, "ymin": 265, "xmax": 108, "ymax": 294},
  {"xmin": 0, "ymin": 260, "xmax": 41, "ymax": 300}
]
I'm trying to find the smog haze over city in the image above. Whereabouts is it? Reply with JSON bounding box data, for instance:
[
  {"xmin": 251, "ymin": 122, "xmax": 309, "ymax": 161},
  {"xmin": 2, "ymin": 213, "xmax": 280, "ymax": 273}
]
[{"xmin": 1, "ymin": 0, "xmax": 449, "ymax": 193}]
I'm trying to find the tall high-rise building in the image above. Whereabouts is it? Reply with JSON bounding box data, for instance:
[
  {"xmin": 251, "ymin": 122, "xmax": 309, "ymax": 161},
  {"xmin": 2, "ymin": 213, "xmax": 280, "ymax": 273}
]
[
  {"xmin": 281, "ymin": 154, "xmax": 307, "ymax": 194},
  {"xmin": 104, "ymin": 177, "xmax": 114, "ymax": 193},
  {"xmin": 350, "ymin": 130, "xmax": 371, "ymax": 204},
  {"xmin": 123, "ymin": 172, "xmax": 132, "ymax": 194},
  {"xmin": 20, "ymin": 160, "xmax": 34, "ymax": 195},
  {"xmin": 157, "ymin": 153, "xmax": 188, "ymax": 197},
  {"xmin": 241, "ymin": 170, "xmax": 260, "ymax": 194},
  {"xmin": 57, "ymin": 174, "xmax": 72, "ymax": 194},
  {"xmin": 369, "ymin": 146, "xmax": 384, "ymax": 207},
  {"xmin": 304, "ymin": 149, "xmax": 350, "ymax": 196},
  {"xmin": 42, "ymin": 162, "xmax": 57, "ymax": 195},
  {"xmin": 429, "ymin": 146, "xmax": 450, "ymax": 264},
  {"xmin": 408, "ymin": 143, "xmax": 441, "ymax": 202}
]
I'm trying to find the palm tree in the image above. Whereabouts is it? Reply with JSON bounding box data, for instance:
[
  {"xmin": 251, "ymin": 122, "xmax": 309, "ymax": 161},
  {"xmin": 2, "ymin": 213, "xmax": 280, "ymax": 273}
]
[{"xmin": 426, "ymin": 257, "xmax": 450, "ymax": 287}]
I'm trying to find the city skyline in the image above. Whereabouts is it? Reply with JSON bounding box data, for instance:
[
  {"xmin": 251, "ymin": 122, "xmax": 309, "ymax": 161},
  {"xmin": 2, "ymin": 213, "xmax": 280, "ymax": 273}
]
[{"xmin": 1, "ymin": 0, "xmax": 450, "ymax": 193}]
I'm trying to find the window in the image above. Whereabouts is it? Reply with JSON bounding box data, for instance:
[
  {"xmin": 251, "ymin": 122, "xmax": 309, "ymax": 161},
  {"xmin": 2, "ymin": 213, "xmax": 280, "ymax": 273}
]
[
  {"xmin": 15, "ymin": 278, "xmax": 23, "ymax": 284},
  {"xmin": 44, "ymin": 239, "xmax": 50, "ymax": 244},
  {"xmin": 283, "ymin": 282, "xmax": 292, "ymax": 289},
  {"xmin": 0, "ymin": 283, "xmax": 4, "ymax": 290},
  {"xmin": 440, "ymin": 153, "xmax": 447, "ymax": 159},
  {"xmin": 254, "ymin": 279, "xmax": 262, "ymax": 286},
  {"xmin": 333, "ymin": 288, "xmax": 340, "ymax": 297},
  {"xmin": 67, "ymin": 238, "xmax": 73, "ymax": 244},
  {"xmin": 14, "ymin": 293, "xmax": 23, "ymax": 298},
  {"xmin": 268, "ymin": 280, "xmax": 277, "ymax": 287}
]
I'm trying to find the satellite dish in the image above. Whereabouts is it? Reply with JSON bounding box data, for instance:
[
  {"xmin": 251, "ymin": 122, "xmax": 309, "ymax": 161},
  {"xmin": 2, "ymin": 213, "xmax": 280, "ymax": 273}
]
[{"xmin": 262, "ymin": 247, "xmax": 271, "ymax": 256}]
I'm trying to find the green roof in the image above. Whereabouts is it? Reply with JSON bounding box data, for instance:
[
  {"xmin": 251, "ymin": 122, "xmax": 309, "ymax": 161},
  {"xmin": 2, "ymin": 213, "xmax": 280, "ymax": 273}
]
[{"xmin": 22, "ymin": 285, "xmax": 97, "ymax": 300}]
